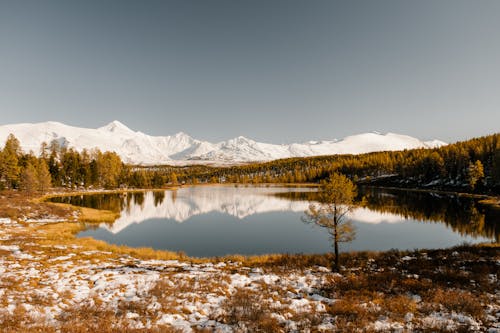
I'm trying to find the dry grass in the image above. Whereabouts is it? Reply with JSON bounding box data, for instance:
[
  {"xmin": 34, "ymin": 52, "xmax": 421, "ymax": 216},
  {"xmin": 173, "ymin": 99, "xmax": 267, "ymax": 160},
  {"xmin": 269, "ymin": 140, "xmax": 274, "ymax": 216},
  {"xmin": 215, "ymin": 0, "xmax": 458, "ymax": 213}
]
[
  {"xmin": 328, "ymin": 299, "xmax": 375, "ymax": 330},
  {"xmin": 0, "ymin": 272, "xmax": 187, "ymax": 332},
  {"xmin": 37, "ymin": 222, "xmax": 192, "ymax": 262},
  {"xmin": 381, "ymin": 295, "xmax": 417, "ymax": 320},
  {"xmin": 77, "ymin": 206, "xmax": 119, "ymax": 223},
  {"xmin": 423, "ymin": 289, "xmax": 485, "ymax": 320},
  {"xmin": 0, "ymin": 303, "xmax": 182, "ymax": 333},
  {"xmin": 0, "ymin": 191, "xmax": 74, "ymax": 221},
  {"xmin": 226, "ymin": 252, "xmax": 333, "ymax": 270},
  {"xmin": 0, "ymin": 305, "xmax": 55, "ymax": 333},
  {"xmin": 215, "ymin": 288, "xmax": 282, "ymax": 332}
]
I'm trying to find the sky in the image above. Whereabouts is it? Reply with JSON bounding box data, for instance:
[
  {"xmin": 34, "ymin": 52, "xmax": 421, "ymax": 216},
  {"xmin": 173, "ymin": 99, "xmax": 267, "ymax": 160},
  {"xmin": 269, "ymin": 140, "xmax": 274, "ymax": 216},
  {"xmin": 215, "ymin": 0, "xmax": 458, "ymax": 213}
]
[{"xmin": 0, "ymin": 0, "xmax": 499, "ymax": 144}]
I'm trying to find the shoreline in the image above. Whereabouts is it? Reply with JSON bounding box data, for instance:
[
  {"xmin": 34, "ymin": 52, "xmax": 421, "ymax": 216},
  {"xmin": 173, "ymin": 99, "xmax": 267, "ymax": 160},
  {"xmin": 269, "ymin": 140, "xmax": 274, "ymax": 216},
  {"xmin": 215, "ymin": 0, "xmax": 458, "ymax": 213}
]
[
  {"xmin": 361, "ymin": 184, "xmax": 500, "ymax": 211},
  {"xmin": 0, "ymin": 188, "xmax": 498, "ymax": 331},
  {"xmin": 38, "ymin": 184, "xmax": 498, "ymax": 263}
]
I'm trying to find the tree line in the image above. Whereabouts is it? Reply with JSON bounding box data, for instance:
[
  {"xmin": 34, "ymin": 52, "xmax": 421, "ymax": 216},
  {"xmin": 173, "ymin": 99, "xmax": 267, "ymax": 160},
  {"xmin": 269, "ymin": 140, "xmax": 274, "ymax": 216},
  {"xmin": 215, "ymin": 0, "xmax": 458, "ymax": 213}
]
[
  {"xmin": 1, "ymin": 132, "xmax": 499, "ymax": 194},
  {"xmin": 166, "ymin": 133, "xmax": 500, "ymax": 194},
  {"xmin": 0, "ymin": 135, "xmax": 125, "ymax": 192},
  {"xmin": 0, "ymin": 134, "xmax": 185, "ymax": 192}
]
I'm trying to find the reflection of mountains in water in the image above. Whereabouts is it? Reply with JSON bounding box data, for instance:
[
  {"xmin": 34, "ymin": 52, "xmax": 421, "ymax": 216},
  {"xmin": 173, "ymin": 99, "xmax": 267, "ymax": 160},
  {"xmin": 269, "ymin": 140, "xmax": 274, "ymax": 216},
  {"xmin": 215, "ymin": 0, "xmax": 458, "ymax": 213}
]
[{"xmin": 103, "ymin": 187, "xmax": 405, "ymax": 234}]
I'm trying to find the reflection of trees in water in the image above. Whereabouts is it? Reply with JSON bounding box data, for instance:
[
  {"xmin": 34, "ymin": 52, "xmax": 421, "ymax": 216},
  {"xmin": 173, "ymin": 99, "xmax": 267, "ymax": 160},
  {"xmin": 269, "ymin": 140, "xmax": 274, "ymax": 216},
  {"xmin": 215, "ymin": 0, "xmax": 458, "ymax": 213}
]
[
  {"xmin": 276, "ymin": 188, "xmax": 499, "ymax": 241},
  {"xmin": 125, "ymin": 193, "xmax": 132, "ymax": 215},
  {"xmin": 359, "ymin": 187, "xmax": 498, "ymax": 241},
  {"xmin": 273, "ymin": 191, "xmax": 318, "ymax": 202},
  {"xmin": 153, "ymin": 191, "xmax": 165, "ymax": 207},
  {"xmin": 133, "ymin": 192, "xmax": 145, "ymax": 208},
  {"xmin": 51, "ymin": 194, "xmax": 126, "ymax": 213},
  {"xmin": 52, "ymin": 189, "xmax": 498, "ymax": 241},
  {"xmin": 52, "ymin": 190, "xmax": 167, "ymax": 211}
]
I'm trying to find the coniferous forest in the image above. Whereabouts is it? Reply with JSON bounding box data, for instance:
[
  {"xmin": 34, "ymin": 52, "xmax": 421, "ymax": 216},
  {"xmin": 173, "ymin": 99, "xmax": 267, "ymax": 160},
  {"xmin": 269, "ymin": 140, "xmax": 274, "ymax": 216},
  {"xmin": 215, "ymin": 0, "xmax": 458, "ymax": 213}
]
[{"xmin": 1, "ymin": 133, "xmax": 500, "ymax": 194}]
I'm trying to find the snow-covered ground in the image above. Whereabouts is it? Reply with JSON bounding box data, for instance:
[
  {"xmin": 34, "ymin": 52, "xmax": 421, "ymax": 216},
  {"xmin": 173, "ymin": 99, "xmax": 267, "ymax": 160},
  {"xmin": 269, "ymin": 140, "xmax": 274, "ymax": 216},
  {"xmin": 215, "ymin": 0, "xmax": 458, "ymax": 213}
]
[
  {"xmin": 0, "ymin": 120, "xmax": 446, "ymax": 165},
  {"xmin": 0, "ymin": 216, "xmax": 498, "ymax": 332}
]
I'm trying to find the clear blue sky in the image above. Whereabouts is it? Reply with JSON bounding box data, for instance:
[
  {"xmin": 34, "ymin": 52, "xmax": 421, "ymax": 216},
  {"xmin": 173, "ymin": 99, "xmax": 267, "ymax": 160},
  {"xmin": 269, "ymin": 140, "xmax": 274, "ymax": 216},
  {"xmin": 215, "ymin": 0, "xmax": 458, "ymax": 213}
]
[{"xmin": 0, "ymin": 0, "xmax": 499, "ymax": 143}]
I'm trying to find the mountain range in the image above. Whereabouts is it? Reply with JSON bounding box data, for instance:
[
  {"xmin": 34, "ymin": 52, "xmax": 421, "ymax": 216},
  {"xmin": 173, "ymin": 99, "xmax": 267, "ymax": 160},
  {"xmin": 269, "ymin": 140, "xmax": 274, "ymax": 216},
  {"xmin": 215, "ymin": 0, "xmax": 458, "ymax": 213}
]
[{"xmin": 0, "ymin": 120, "xmax": 446, "ymax": 165}]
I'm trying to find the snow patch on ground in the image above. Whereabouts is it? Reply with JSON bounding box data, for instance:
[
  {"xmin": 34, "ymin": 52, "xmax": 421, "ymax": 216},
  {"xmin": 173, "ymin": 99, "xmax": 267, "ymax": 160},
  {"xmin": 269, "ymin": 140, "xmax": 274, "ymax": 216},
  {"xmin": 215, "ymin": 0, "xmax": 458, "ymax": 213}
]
[{"xmin": 0, "ymin": 217, "xmax": 497, "ymax": 331}]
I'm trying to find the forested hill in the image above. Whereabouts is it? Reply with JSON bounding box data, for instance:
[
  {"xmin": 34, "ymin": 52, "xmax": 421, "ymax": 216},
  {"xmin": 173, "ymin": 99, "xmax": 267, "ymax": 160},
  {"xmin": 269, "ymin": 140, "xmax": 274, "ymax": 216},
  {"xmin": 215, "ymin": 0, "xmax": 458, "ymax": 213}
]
[{"xmin": 175, "ymin": 133, "xmax": 500, "ymax": 194}]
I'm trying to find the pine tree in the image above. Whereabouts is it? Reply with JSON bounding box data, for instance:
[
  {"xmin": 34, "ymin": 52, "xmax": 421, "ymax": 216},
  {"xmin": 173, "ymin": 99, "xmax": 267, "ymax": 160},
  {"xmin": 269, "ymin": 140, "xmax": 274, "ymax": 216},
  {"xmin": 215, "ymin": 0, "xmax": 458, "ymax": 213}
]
[
  {"xmin": 467, "ymin": 160, "xmax": 485, "ymax": 191},
  {"xmin": 49, "ymin": 139, "xmax": 61, "ymax": 159},
  {"xmin": 20, "ymin": 162, "xmax": 38, "ymax": 195},
  {"xmin": 96, "ymin": 151, "xmax": 123, "ymax": 188},
  {"xmin": 170, "ymin": 172, "xmax": 178, "ymax": 185},
  {"xmin": 39, "ymin": 142, "xmax": 49, "ymax": 160},
  {"xmin": 493, "ymin": 150, "xmax": 500, "ymax": 184},
  {"xmin": 36, "ymin": 159, "xmax": 52, "ymax": 193},
  {"xmin": 0, "ymin": 134, "xmax": 21, "ymax": 189}
]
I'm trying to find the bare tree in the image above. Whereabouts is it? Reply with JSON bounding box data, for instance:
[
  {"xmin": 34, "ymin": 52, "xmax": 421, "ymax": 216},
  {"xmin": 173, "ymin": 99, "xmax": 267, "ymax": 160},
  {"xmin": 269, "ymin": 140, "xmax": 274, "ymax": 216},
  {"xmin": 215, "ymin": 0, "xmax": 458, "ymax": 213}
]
[{"xmin": 303, "ymin": 173, "xmax": 357, "ymax": 272}]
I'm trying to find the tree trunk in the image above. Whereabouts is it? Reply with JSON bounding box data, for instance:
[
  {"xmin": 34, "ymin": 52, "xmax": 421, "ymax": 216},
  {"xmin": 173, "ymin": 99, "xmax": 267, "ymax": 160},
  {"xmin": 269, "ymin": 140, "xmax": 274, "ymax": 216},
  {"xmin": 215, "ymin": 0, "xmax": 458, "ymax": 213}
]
[
  {"xmin": 333, "ymin": 223, "xmax": 339, "ymax": 272},
  {"xmin": 333, "ymin": 239, "xmax": 339, "ymax": 272}
]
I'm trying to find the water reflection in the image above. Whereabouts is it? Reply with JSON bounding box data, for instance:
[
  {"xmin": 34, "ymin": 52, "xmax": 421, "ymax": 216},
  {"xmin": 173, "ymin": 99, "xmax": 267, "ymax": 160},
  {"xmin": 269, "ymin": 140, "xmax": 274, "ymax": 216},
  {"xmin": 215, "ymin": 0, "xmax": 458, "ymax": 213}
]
[
  {"xmin": 277, "ymin": 187, "xmax": 499, "ymax": 241},
  {"xmin": 50, "ymin": 186, "xmax": 497, "ymax": 256},
  {"xmin": 153, "ymin": 191, "xmax": 165, "ymax": 207}
]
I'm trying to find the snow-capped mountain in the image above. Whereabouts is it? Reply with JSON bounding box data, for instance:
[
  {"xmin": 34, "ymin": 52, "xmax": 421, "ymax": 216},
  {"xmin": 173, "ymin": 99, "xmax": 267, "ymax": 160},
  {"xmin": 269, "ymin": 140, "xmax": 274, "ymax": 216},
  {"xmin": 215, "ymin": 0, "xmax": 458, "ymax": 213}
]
[{"xmin": 0, "ymin": 120, "xmax": 446, "ymax": 165}]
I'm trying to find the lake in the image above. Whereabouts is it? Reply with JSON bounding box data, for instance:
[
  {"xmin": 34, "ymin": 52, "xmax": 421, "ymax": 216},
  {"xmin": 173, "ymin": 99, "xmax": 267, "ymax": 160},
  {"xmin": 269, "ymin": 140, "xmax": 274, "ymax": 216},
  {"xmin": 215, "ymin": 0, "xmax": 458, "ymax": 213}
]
[{"xmin": 50, "ymin": 185, "xmax": 498, "ymax": 257}]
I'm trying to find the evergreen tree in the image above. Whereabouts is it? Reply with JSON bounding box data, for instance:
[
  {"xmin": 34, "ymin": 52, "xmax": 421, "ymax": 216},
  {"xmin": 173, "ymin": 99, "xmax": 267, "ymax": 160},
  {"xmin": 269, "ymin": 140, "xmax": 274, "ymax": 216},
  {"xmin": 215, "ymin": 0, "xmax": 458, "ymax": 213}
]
[
  {"xmin": 48, "ymin": 155, "xmax": 61, "ymax": 186},
  {"xmin": 36, "ymin": 159, "xmax": 52, "ymax": 192},
  {"xmin": 97, "ymin": 151, "xmax": 123, "ymax": 188},
  {"xmin": 493, "ymin": 150, "xmax": 500, "ymax": 184},
  {"xmin": 151, "ymin": 172, "xmax": 165, "ymax": 188},
  {"xmin": 39, "ymin": 142, "xmax": 49, "ymax": 160},
  {"xmin": 88, "ymin": 159, "xmax": 99, "ymax": 185},
  {"xmin": 49, "ymin": 139, "xmax": 61, "ymax": 159},
  {"xmin": 467, "ymin": 160, "xmax": 485, "ymax": 191},
  {"xmin": 20, "ymin": 162, "xmax": 38, "ymax": 195},
  {"xmin": 170, "ymin": 172, "xmax": 178, "ymax": 185},
  {"xmin": 0, "ymin": 134, "xmax": 21, "ymax": 189}
]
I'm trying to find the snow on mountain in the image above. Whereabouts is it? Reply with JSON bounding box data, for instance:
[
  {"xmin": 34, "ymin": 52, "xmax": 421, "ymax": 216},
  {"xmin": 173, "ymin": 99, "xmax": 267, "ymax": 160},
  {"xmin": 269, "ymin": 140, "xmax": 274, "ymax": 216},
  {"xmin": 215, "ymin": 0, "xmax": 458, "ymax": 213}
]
[
  {"xmin": 0, "ymin": 120, "xmax": 446, "ymax": 165},
  {"xmin": 423, "ymin": 139, "xmax": 448, "ymax": 148}
]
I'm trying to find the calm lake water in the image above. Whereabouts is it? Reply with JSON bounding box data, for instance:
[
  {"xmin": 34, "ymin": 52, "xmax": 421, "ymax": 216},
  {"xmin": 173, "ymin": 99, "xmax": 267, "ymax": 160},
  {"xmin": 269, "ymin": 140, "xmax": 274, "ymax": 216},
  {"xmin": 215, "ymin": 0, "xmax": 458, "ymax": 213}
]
[{"xmin": 51, "ymin": 186, "xmax": 499, "ymax": 257}]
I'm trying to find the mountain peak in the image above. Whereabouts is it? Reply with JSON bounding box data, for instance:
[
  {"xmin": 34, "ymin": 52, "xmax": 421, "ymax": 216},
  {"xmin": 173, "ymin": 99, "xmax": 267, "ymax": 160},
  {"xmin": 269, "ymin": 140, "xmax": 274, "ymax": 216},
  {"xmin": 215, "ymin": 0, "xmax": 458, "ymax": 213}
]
[
  {"xmin": 100, "ymin": 120, "xmax": 133, "ymax": 133},
  {"xmin": 230, "ymin": 136, "xmax": 255, "ymax": 144},
  {"xmin": 173, "ymin": 131, "xmax": 191, "ymax": 138},
  {"xmin": 43, "ymin": 121, "xmax": 66, "ymax": 126}
]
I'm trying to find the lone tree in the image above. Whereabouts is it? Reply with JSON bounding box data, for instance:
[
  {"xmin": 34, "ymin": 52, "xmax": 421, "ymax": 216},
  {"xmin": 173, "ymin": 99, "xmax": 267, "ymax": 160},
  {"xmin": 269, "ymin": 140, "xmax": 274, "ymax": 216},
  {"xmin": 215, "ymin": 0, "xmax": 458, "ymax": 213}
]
[{"xmin": 303, "ymin": 173, "xmax": 357, "ymax": 272}]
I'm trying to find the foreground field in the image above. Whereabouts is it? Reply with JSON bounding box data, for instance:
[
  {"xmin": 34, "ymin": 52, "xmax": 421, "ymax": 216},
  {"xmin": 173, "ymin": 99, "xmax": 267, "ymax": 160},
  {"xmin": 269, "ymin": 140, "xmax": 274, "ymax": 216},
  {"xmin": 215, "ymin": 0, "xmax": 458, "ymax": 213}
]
[{"xmin": 0, "ymin": 191, "xmax": 498, "ymax": 332}]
